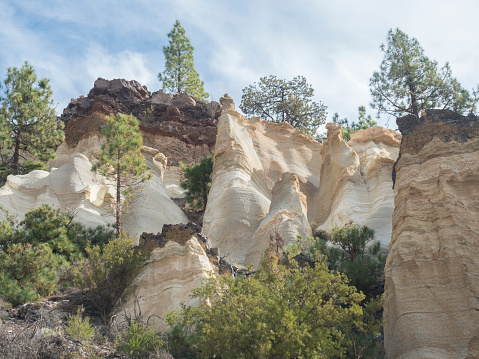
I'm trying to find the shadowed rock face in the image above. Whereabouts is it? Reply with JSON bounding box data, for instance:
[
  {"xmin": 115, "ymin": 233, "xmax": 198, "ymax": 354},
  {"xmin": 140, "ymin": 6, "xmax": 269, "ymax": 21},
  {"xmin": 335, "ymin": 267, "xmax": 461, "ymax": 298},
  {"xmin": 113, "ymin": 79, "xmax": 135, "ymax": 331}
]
[
  {"xmin": 60, "ymin": 78, "xmax": 220, "ymax": 165},
  {"xmin": 384, "ymin": 110, "xmax": 479, "ymax": 359}
]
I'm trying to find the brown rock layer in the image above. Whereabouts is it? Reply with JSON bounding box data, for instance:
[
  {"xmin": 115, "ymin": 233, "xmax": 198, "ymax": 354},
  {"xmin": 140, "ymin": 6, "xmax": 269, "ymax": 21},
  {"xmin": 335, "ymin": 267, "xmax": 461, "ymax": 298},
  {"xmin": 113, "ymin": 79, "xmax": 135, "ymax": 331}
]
[
  {"xmin": 60, "ymin": 78, "xmax": 220, "ymax": 165},
  {"xmin": 384, "ymin": 110, "xmax": 479, "ymax": 359}
]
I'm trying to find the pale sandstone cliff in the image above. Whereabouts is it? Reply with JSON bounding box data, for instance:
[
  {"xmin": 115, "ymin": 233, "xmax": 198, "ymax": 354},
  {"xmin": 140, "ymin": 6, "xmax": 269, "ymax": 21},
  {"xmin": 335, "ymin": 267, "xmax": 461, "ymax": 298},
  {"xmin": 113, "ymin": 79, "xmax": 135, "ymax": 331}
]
[
  {"xmin": 384, "ymin": 110, "xmax": 479, "ymax": 359},
  {"xmin": 203, "ymin": 96, "xmax": 400, "ymax": 267},
  {"xmin": 315, "ymin": 123, "xmax": 400, "ymax": 246},
  {"xmin": 119, "ymin": 224, "xmax": 217, "ymax": 330},
  {"xmin": 0, "ymin": 78, "xmax": 225, "ymax": 236},
  {"xmin": 0, "ymin": 143, "xmax": 188, "ymax": 238}
]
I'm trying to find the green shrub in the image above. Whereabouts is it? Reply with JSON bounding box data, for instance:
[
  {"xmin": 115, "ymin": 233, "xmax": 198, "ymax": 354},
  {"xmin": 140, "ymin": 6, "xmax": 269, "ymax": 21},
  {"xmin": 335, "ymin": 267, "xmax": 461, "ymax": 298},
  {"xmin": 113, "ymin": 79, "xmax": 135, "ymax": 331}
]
[
  {"xmin": 0, "ymin": 205, "xmax": 114, "ymax": 260},
  {"xmin": 72, "ymin": 233, "xmax": 146, "ymax": 323},
  {"xmin": 0, "ymin": 205, "xmax": 115, "ymax": 306},
  {"xmin": 179, "ymin": 152, "xmax": 213, "ymax": 211},
  {"xmin": 116, "ymin": 321, "xmax": 164, "ymax": 358},
  {"xmin": 66, "ymin": 307, "xmax": 95, "ymax": 343},
  {"xmin": 167, "ymin": 253, "xmax": 381, "ymax": 358},
  {"xmin": 0, "ymin": 243, "xmax": 61, "ymax": 306}
]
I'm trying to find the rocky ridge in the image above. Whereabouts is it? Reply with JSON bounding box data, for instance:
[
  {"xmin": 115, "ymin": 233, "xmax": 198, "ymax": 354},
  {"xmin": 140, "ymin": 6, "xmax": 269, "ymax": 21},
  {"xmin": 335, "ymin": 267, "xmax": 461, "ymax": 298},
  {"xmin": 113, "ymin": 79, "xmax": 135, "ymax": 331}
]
[{"xmin": 384, "ymin": 110, "xmax": 479, "ymax": 359}]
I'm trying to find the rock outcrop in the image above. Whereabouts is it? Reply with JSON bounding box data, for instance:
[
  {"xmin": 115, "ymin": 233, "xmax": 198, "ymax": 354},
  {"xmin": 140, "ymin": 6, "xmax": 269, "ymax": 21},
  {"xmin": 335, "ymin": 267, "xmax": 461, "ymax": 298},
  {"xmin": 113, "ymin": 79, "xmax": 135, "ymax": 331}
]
[
  {"xmin": 119, "ymin": 224, "xmax": 218, "ymax": 330},
  {"xmin": 314, "ymin": 123, "xmax": 401, "ymax": 246},
  {"xmin": 60, "ymin": 78, "xmax": 220, "ymax": 166},
  {"xmin": 203, "ymin": 96, "xmax": 400, "ymax": 267},
  {"xmin": 0, "ymin": 145, "xmax": 188, "ymax": 238},
  {"xmin": 384, "ymin": 110, "xmax": 479, "ymax": 359}
]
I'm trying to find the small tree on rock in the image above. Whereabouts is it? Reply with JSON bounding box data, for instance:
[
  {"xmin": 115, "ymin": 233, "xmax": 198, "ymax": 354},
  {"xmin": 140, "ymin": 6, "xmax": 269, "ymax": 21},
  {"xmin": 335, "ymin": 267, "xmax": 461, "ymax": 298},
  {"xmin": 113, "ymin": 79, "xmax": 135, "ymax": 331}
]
[
  {"xmin": 92, "ymin": 114, "xmax": 151, "ymax": 237},
  {"xmin": 0, "ymin": 61, "xmax": 64, "ymax": 184},
  {"xmin": 158, "ymin": 20, "xmax": 209, "ymax": 101},
  {"xmin": 370, "ymin": 28, "xmax": 476, "ymax": 118},
  {"xmin": 240, "ymin": 75, "xmax": 327, "ymax": 136},
  {"xmin": 179, "ymin": 153, "xmax": 213, "ymax": 211}
]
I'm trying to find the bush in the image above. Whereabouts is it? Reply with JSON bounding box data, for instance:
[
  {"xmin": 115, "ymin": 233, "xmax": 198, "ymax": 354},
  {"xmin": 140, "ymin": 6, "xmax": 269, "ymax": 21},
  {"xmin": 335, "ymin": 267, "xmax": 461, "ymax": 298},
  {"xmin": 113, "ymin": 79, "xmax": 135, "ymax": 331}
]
[
  {"xmin": 66, "ymin": 308, "xmax": 95, "ymax": 343},
  {"xmin": 0, "ymin": 205, "xmax": 115, "ymax": 306},
  {"xmin": 290, "ymin": 222, "xmax": 386, "ymax": 298},
  {"xmin": 167, "ymin": 253, "xmax": 381, "ymax": 358},
  {"xmin": 327, "ymin": 222, "xmax": 386, "ymax": 298},
  {"xmin": 0, "ymin": 243, "xmax": 61, "ymax": 306},
  {"xmin": 116, "ymin": 320, "xmax": 164, "ymax": 358},
  {"xmin": 72, "ymin": 233, "xmax": 146, "ymax": 323}
]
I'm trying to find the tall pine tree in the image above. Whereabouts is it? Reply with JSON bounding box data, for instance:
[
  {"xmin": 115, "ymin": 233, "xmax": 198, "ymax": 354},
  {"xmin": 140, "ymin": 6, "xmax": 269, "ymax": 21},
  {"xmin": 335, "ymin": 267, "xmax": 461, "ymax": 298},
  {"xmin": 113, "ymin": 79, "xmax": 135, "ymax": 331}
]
[
  {"xmin": 158, "ymin": 20, "xmax": 209, "ymax": 101},
  {"xmin": 0, "ymin": 61, "xmax": 64, "ymax": 184},
  {"xmin": 92, "ymin": 114, "xmax": 151, "ymax": 237},
  {"xmin": 370, "ymin": 28, "xmax": 476, "ymax": 118}
]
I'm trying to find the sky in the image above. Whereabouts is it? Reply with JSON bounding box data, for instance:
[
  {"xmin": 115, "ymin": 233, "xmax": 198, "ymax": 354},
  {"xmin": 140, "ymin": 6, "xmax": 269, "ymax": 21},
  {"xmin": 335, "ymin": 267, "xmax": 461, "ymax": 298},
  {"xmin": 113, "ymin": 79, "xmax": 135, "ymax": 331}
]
[{"xmin": 1, "ymin": 0, "xmax": 478, "ymax": 131}]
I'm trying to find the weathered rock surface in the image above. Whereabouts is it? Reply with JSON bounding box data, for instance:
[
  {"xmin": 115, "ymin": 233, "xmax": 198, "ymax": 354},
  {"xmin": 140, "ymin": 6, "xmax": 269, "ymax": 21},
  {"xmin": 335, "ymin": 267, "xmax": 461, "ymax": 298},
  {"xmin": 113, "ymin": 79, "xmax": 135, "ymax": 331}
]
[
  {"xmin": 314, "ymin": 123, "xmax": 400, "ymax": 246},
  {"xmin": 61, "ymin": 78, "xmax": 220, "ymax": 166},
  {"xmin": 0, "ymin": 144, "xmax": 188, "ymax": 238},
  {"xmin": 384, "ymin": 110, "xmax": 479, "ymax": 359},
  {"xmin": 204, "ymin": 96, "xmax": 400, "ymax": 267},
  {"xmin": 119, "ymin": 224, "xmax": 218, "ymax": 330}
]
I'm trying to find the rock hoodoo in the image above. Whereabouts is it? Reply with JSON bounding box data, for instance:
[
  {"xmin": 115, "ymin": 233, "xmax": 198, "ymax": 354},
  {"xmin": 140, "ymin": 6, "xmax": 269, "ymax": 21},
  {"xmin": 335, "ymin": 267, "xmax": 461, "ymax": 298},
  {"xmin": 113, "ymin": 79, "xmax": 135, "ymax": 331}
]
[
  {"xmin": 203, "ymin": 96, "xmax": 400, "ymax": 267},
  {"xmin": 384, "ymin": 110, "xmax": 479, "ymax": 359}
]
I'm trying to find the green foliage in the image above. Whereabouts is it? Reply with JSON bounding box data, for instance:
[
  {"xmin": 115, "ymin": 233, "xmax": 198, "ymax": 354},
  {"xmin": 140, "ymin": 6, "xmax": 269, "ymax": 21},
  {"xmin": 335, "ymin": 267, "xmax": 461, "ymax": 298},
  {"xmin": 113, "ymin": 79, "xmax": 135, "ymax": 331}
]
[
  {"xmin": 0, "ymin": 61, "xmax": 64, "ymax": 185},
  {"xmin": 179, "ymin": 153, "xmax": 213, "ymax": 211},
  {"xmin": 92, "ymin": 113, "xmax": 151, "ymax": 237},
  {"xmin": 240, "ymin": 75, "xmax": 327, "ymax": 136},
  {"xmin": 72, "ymin": 233, "xmax": 146, "ymax": 323},
  {"xmin": 370, "ymin": 28, "xmax": 477, "ymax": 117},
  {"xmin": 332, "ymin": 106, "xmax": 378, "ymax": 141},
  {"xmin": 318, "ymin": 223, "xmax": 386, "ymax": 298},
  {"xmin": 0, "ymin": 205, "xmax": 114, "ymax": 259},
  {"xmin": 0, "ymin": 205, "xmax": 114, "ymax": 306},
  {"xmin": 158, "ymin": 20, "xmax": 209, "ymax": 101},
  {"xmin": 167, "ymin": 254, "xmax": 381, "ymax": 358},
  {"xmin": 66, "ymin": 307, "xmax": 95, "ymax": 343},
  {"xmin": 116, "ymin": 320, "xmax": 164, "ymax": 358},
  {"xmin": 0, "ymin": 243, "xmax": 61, "ymax": 306}
]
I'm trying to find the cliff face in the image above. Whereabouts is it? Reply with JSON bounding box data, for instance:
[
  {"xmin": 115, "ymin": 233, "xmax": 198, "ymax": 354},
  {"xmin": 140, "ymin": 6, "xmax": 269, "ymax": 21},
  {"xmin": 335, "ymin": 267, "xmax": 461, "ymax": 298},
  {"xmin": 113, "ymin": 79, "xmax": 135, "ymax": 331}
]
[
  {"xmin": 119, "ymin": 224, "xmax": 217, "ymax": 330},
  {"xmin": 204, "ymin": 96, "xmax": 400, "ymax": 267},
  {"xmin": 314, "ymin": 123, "xmax": 400, "ymax": 244},
  {"xmin": 0, "ymin": 146, "xmax": 188, "ymax": 238},
  {"xmin": 384, "ymin": 110, "xmax": 479, "ymax": 359},
  {"xmin": 60, "ymin": 78, "xmax": 220, "ymax": 166}
]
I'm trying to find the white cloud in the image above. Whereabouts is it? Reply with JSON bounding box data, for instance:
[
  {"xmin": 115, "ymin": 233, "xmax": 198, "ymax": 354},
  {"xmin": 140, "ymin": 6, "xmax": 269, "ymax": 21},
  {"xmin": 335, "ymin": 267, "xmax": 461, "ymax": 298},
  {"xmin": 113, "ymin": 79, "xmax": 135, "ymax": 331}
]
[{"xmin": 1, "ymin": 0, "xmax": 478, "ymax": 127}]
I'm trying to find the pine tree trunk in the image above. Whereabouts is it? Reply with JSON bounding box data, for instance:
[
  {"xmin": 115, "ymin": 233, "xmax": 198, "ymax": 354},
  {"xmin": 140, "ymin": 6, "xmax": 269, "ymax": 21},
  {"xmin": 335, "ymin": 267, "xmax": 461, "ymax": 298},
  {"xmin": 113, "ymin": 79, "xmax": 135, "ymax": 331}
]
[
  {"xmin": 116, "ymin": 162, "xmax": 121, "ymax": 237},
  {"xmin": 12, "ymin": 137, "xmax": 20, "ymax": 174}
]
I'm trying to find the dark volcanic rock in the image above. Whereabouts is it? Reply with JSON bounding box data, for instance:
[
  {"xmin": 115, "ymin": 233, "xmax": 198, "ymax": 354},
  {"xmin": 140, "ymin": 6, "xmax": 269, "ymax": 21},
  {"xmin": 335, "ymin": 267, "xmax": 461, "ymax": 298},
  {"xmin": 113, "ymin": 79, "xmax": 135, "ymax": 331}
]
[{"xmin": 60, "ymin": 78, "xmax": 221, "ymax": 164}]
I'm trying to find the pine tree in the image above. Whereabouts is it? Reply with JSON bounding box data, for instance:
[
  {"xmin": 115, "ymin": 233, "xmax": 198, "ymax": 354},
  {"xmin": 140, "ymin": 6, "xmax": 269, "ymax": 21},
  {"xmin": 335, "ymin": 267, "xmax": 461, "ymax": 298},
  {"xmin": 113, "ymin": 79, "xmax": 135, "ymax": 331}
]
[
  {"xmin": 179, "ymin": 153, "xmax": 213, "ymax": 211},
  {"xmin": 0, "ymin": 61, "xmax": 64, "ymax": 184},
  {"xmin": 158, "ymin": 20, "xmax": 209, "ymax": 101},
  {"xmin": 92, "ymin": 114, "xmax": 151, "ymax": 237},
  {"xmin": 240, "ymin": 75, "xmax": 327, "ymax": 136},
  {"xmin": 370, "ymin": 28, "xmax": 475, "ymax": 118}
]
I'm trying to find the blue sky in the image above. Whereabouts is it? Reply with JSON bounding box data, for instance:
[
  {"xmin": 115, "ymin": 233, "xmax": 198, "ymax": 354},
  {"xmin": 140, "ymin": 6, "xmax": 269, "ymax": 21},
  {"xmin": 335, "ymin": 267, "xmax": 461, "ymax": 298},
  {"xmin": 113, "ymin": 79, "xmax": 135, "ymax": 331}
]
[{"xmin": 1, "ymin": 0, "xmax": 478, "ymax": 130}]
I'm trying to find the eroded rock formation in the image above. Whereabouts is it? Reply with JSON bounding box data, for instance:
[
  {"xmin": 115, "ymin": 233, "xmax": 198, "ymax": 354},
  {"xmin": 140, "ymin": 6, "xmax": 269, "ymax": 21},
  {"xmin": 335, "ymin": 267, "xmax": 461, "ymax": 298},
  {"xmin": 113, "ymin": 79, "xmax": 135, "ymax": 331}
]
[
  {"xmin": 61, "ymin": 78, "xmax": 220, "ymax": 165},
  {"xmin": 314, "ymin": 123, "xmax": 401, "ymax": 245},
  {"xmin": 119, "ymin": 224, "xmax": 219, "ymax": 330},
  {"xmin": 384, "ymin": 110, "xmax": 479, "ymax": 359},
  {"xmin": 0, "ymin": 145, "xmax": 187, "ymax": 238},
  {"xmin": 204, "ymin": 96, "xmax": 400, "ymax": 267}
]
